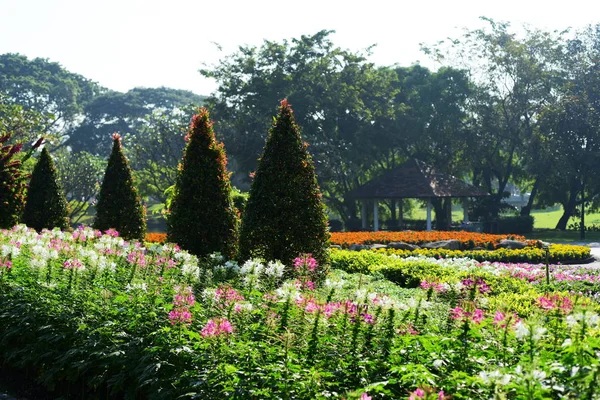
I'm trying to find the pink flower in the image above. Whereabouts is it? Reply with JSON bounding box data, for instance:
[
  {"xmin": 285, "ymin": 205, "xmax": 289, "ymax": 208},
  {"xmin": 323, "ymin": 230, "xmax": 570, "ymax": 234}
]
[
  {"xmin": 63, "ymin": 259, "xmax": 84, "ymax": 270},
  {"xmin": 408, "ymin": 388, "xmax": 425, "ymax": 399},
  {"xmin": 104, "ymin": 228, "xmax": 119, "ymax": 237},
  {"xmin": 293, "ymin": 254, "xmax": 318, "ymax": 272},
  {"xmin": 360, "ymin": 393, "xmax": 372, "ymax": 400},
  {"xmin": 201, "ymin": 318, "xmax": 233, "ymax": 337},
  {"xmin": 169, "ymin": 309, "xmax": 192, "ymax": 325},
  {"xmin": 472, "ymin": 309, "xmax": 484, "ymax": 324}
]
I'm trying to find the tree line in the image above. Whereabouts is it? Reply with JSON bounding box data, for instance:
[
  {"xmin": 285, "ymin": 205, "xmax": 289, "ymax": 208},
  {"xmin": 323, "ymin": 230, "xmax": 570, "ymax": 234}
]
[{"xmin": 1, "ymin": 18, "xmax": 599, "ymax": 230}]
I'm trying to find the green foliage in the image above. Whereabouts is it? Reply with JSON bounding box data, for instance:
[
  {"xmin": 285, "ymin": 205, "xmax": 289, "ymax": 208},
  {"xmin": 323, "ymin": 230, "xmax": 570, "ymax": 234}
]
[
  {"xmin": 497, "ymin": 215, "xmax": 534, "ymax": 234},
  {"xmin": 231, "ymin": 187, "xmax": 249, "ymax": 215},
  {"xmin": 240, "ymin": 100, "xmax": 329, "ymax": 267},
  {"xmin": 55, "ymin": 150, "xmax": 106, "ymax": 224},
  {"xmin": 0, "ymin": 53, "xmax": 99, "ymax": 142},
  {"xmin": 22, "ymin": 147, "xmax": 69, "ymax": 231},
  {"xmin": 0, "ymin": 135, "xmax": 26, "ymax": 228},
  {"xmin": 94, "ymin": 134, "xmax": 146, "ymax": 240},
  {"xmin": 167, "ymin": 107, "xmax": 239, "ymax": 258},
  {"xmin": 68, "ymin": 87, "xmax": 204, "ymax": 155}
]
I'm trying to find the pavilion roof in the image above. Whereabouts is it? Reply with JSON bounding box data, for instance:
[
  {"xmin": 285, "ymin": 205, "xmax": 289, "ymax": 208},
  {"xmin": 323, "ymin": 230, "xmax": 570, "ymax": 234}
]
[{"xmin": 347, "ymin": 159, "xmax": 489, "ymax": 199}]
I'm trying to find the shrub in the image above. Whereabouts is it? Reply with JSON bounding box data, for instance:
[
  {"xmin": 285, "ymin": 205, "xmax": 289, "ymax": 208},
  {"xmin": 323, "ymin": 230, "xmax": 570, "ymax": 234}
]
[
  {"xmin": 239, "ymin": 100, "xmax": 329, "ymax": 267},
  {"xmin": 497, "ymin": 215, "xmax": 534, "ymax": 234},
  {"xmin": 22, "ymin": 147, "xmax": 70, "ymax": 231},
  {"xmin": 0, "ymin": 134, "xmax": 36, "ymax": 228},
  {"xmin": 167, "ymin": 108, "xmax": 239, "ymax": 258},
  {"xmin": 231, "ymin": 187, "xmax": 249, "ymax": 216},
  {"xmin": 93, "ymin": 134, "xmax": 146, "ymax": 240}
]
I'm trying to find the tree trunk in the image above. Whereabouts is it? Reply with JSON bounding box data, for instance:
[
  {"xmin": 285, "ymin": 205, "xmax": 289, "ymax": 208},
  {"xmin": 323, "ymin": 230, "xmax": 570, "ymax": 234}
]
[
  {"xmin": 555, "ymin": 184, "xmax": 579, "ymax": 230},
  {"xmin": 520, "ymin": 177, "xmax": 540, "ymax": 217}
]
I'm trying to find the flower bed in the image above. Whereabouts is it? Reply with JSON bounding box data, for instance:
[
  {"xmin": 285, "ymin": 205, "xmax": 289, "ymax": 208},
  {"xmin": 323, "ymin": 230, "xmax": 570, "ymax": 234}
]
[
  {"xmin": 378, "ymin": 243, "xmax": 591, "ymax": 264},
  {"xmin": 330, "ymin": 231, "xmax": 529, "ymax": 249},
  {"xmin": 145, "ymin": 232, "xmax": 167, "ymax": 244},
  {"xmin": 1, "ymin": 226, "xmax": 600, "ymax": 399}
]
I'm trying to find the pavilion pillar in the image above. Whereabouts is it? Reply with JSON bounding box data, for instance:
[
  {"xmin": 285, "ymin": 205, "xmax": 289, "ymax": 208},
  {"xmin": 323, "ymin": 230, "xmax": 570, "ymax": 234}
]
[
  {"xmin": 426, "ymin": 198, "xmax": 432, "ymax": 231},
  {"xmin": 373, "ymin": 199, "xmax": 379, "ymax": 232},
  {"xmin": 463, "ymin": 198, "xmax": 469, "ymax": 222},
  {"xmin": 361, "ymin": 201, "xmax": 368, "ymax": 230}
]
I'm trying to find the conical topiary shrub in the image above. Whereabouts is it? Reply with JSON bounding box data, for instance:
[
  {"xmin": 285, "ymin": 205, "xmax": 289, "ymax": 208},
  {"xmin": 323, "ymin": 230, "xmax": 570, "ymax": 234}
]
[
  {"xmin": 23, "ymin": 147, "xmax": 70, "ymax": 231},
  {"xmin": 93, "ymin": 133, "xmax": 146, "ymax": 240},
  {"xmin": 0, "ymin": 134, "xmax": 42, "ymax": 229},
  {"xmin": 167, "ymin": 108, "xmax": 239, "ymax": 258},
  {"xmin": 239, "ymin": 99, "xmax": 329, "ymax": 268}
]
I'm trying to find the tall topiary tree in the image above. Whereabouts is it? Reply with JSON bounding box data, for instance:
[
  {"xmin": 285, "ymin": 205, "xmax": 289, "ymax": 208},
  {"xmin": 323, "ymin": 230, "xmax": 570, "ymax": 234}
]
[
  {"xmin": 0, "ymin": 133, "xmax": 43, "ymax": 229},
  {"xmin": 239, "ymin": 99, "xmax": 329, "ymax": 268},
  {"xmin": 23, "ymin": 147, "xmax": 70, "ymax": 231},
  {"xmin": 94, "ymin": 133, "xmax": 146, "ymax": 240},
  {"xmin": 167, "ymin": 107, "xmax": 239, "ymax": 258},
  {"xmin": 0, "ymin": 134, "xmax": 26, "ymax": 228}
]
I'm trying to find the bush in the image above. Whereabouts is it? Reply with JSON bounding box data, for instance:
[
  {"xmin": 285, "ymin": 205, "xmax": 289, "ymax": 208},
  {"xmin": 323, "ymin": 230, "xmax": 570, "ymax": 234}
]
[
  {"xmin": 231, "ymin": 187, "xmax": 249, "ymax": 216},
  {"xmin": 240, "ymin": 100, "xmax": 329, "ymax": 267},
  {"xmin": 497, "ymin": 215, "xmax": 534, "ymax": 234},
  {"xmin": 22, "ymin": 148, "xmax": 70, "ymax": 231},
  {"xmin": 93, "ymin": 134, "xmax": 146, "ymax": 240},
  {"xmin": 328, "ymin": 219, "xmax": 343, "ymax": 232},
  {"xmin": 167, "ymin": 108, "xmax": 239, "ymax": 258},
  {"xmin": 0, "ymin": 134, "xmax": 32, "ymax": 228}
]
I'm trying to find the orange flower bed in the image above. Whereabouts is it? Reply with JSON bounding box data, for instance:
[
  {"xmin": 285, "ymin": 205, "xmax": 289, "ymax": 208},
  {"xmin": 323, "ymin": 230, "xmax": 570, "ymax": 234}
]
[
  {"xmin": 330, "ymin": 231, "xmax": 529, "ymax": 249},
  {"xmin": 145, "ymin": 232, "xmax": 167, "ymax": 244}
]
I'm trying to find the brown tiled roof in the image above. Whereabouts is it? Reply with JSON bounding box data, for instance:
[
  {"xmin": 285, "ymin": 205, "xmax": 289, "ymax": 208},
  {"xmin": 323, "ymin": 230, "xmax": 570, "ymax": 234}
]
[{"xmin": 347, "ymin": 159, "xmax": 489, "ymax": 199}]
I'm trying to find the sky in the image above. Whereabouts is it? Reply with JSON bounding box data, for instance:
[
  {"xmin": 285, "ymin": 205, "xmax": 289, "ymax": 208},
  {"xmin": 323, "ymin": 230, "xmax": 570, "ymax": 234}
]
[{"xmin": 2, "ymin": 0, "xmax": 600, "ymax": 96}]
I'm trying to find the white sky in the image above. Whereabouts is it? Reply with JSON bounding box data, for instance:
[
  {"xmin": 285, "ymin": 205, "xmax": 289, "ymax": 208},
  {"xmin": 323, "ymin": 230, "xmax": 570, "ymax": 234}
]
[{"xmin": 2, "ymin": 0, "xmax": 599, "ymax": 96}]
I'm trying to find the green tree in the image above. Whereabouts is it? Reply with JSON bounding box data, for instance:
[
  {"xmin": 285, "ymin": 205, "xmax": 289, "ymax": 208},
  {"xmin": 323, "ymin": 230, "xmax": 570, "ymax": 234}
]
[
  {"xmin": 240, "ymin": 100, "xmax": 329, "ymax": 268},
  {"xmin": 55, "ymin": 150, "xmax": 106, "ymax": 224},
  {"xmin": 0, "ymin": 53, "xmax": 100, "ymax": 142},
  {"xmin": 167, "ymin": 107, "xmax": 239, "ymax": 258},
  {"xmin": 422, "ymin": 18, "xmax": 564, "ymax": 218},
  {"xmin": 125, "ymin": 105, "xmax": 195, "ymax": 204},
  {"xmin": 201, "ymin": 31, "xmax": 399, "ymax": 223},
  {"xmin": 68, "ymin": 87, "xmax": 204, "ymax": 155},
  {"xmin": 23, "ymin": 147, "xmax": 70, "ymax": 231},
  {"xmin": 537, "ymin": 24, "xmax": 600, "ymax": 230},
  {"xmin": 93, "ymin": 134, "xmax": 146, "ymax": 240}
]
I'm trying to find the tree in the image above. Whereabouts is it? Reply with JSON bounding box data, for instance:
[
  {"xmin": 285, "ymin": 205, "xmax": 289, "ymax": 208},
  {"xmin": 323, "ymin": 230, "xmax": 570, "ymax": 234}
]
[
  {"xmin": 422, "ymin": 18, "xmax": 564, "ymax": 217},
  {"xmin": 201, "ymin": 31, "xmax": 398, "ymax": 222},
  {"xmin": 239, "ymin": 100, "xmax": 329, "ymax": 268},
  {"xmin": 167, "ymin": 107, "xmax": 239, "ymax": 258},
  {"xmin": 68, "ymin": 87, "xmax": 204, "ymax": 155},
  {"xmin": 537, "ymin": 24, "xmax": 600, "ymax": 230},
  {"xmin": 23, "ymin": 147, "xmax": 70, "ymax": 231},
  {"xmin": 93, "ymin": 134, "xmax": 146, "ymax": 240},
  {"xmin": 55, "ymin": 150, "xmax": 106, "ymax": 224},
  {"xmin": 125, "ymin": 105, "xmax": 195, "ymax": 204},
  {"xmin": 0, "ymin": 97, "xmax": 44, "ymax": 228},
  {"xmin": 0, "ymin": 53, "xmax": 100, "ymax": 142}
]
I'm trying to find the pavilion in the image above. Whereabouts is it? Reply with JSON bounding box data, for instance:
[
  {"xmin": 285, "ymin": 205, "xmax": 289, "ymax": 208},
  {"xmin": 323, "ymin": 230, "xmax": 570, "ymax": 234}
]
[{"xmin": 347, "ymin": 159, "xmax": 489, "ymax": 231}]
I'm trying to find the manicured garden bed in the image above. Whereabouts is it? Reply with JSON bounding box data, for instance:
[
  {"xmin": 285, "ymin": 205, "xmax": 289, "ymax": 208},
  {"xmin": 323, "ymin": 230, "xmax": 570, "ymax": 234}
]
[{"xmin": 1, "ymin": 226, "xmax": 600, "ymax": 399}]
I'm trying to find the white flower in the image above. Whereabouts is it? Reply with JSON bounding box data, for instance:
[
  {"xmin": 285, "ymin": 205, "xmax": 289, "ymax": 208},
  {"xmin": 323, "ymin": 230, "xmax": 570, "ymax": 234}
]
[
  {"xmin": 30, "ymin": 258, "xmax": 47, "ymax": 269},
  {"xmin": 240, "ymin": 259, "xmax": 264, "ymax": 275},
  {"xmin": 355, "ymin": 289, "xmax": 367, "ymax": 301},
  {"xmin": 181, "ymin": 263, "xmax": 200, "ymax": 279},
  {"xmin": 265, "ymin": 260, "xmax": 285, "ymax": 278},
  {"xmin": 532, "ymin": 326, "xmax": 547, "ymax": 341},
  {"xmin": 202, "ymin": 288, "xmax": 218, "ymax": 301},
  {"xmin": 275, "ymin": 282, "xmax": 301, "ymax": 302},
  {"xmin": 514, "ymin": 321, "xmax": 529, "ymax": 340},
  {"xmin": 209, "ymin": 252, "xmax": 224, "ymax": 262},
  {"xmin": 433, "ymin": 359, "xmax": 445, "ymax": 368},
  {"xmin": 324, "ymin": 278, "xmax": 345, "ymax": 290},
  {"xmin": 224, "ymin": 260, "xmax": 240, "ymax": 273},
  {"xmin": 571, "ymin": 366, "xmax": 580, "ymax": 377},
  {"xmin": 562, "ymin": 338, "xmax": 573, "ymax": 347},
  {"xmin": 532, "ymin": 370, "xmax": 546, "ymax": 381},
  {"xmin": 479, "ymin": 370, "xmax": 511, "ymax": 386},
  {"xmin": 125, "ymin": 282, "xmax": 147, "ymax": 292}
]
